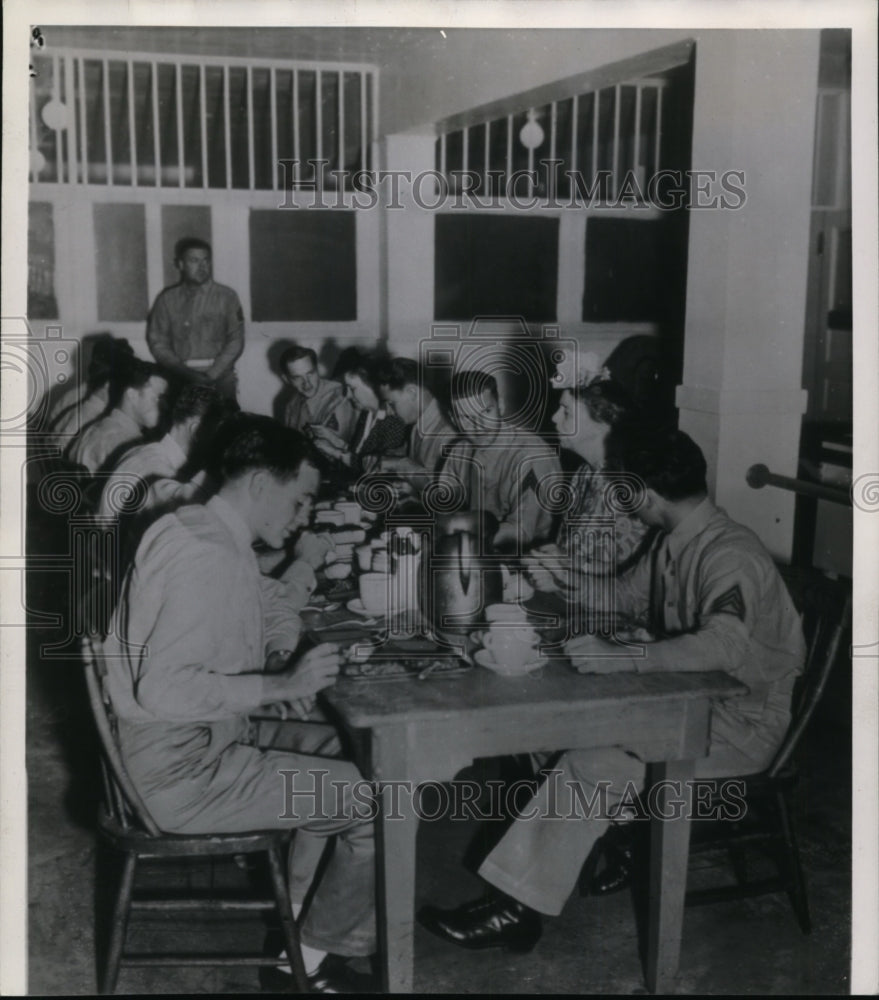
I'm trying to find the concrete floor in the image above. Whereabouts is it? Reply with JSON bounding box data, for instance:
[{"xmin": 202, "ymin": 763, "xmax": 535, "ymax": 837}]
[{"xmin": 26, "ymin": 618, "xmax": 851, "ymax": 996}]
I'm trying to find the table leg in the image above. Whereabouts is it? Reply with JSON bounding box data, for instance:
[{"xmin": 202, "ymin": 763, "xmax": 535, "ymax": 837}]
[{"xmin": 645, "ymin": 759, "xmax": 695, "ymax": 993}]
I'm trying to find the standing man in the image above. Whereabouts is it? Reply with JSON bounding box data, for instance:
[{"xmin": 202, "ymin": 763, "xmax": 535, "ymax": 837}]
[{"xmin": 147, "ymin": 238, "xmax": 244, "ymax": 400}]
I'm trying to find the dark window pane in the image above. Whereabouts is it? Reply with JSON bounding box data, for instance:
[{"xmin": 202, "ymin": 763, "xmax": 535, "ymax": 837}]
[
  {"xmin": 133, "ymin": 62, "xmax": 157, "ymax": 185},
  {"xmin": 297, "ymin": 71, "xmax": 317, "ymax": 183},
  {"xmin": 252, "ymin": 67, "xmax": 273, "ymax": 189},
  {"xmin": 229, "ymin": 66, "xmax": 249, "ymax": 189},
  {"xmin": 31, "ymin": 54, "xmax": 59, "ymax": 182},
  {"xmin": 343, "ymin": 72, "xmax": 363, "ymax": 180},
  {"xmin": 486, "ymin": 117, "xmax": 508, "ymax": 196},
  {"xmin": 435, "ymin": 214, "xmax": 558, "ymax": 322},
  {"xmin": 157, "ymin": 63, "xmax": 179, "ymax": 185},
  {"xmin": 181, "ymin": 65, "xmax": 203, "ymax": 187},
  {"xmin": 275, "ymin": 68, "xmax": 294, "ymax": 188},
  {"xmin": 596, "ymin": 86, "xmax": 616, "ymax": 201},
  {"xmin": 321, "ymin": 71, "xmax": 339, "ymax": 183},
  {"xmin": 205, "ymin": 66, "xmax": 226, "ymax": 188},
  {"xmin": 583, "ymin": 217, "xmax": 682, "ymax": 322},
  {"xmin": 94, "ymin": 203, "xmax": 148, "ymax": 321},
  {"xmin": 249, "ymin": 210, "xmax": 357, "ymax": 321}
]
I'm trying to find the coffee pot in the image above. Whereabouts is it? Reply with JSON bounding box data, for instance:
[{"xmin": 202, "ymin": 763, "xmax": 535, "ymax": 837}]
[{"xmin": 423, "ymin": 525, "xmax": 503, "ymax": 635}]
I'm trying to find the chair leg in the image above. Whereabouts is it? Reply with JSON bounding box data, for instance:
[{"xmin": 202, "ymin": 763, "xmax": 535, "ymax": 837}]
[
  {"xmin": 266, "ymin": 843, "xmax": 311, "ymax": 993},
  {"xmin": 101, "ymin": 852, "xmax": 137, "ymax": 994},
  {"xmin": 775, "ymin": 791, "xmax": 812, "ymax": 934}
]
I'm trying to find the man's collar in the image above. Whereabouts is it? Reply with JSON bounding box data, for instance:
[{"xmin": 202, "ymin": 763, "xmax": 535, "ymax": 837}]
[
  {"xmin": 665, "ymin": 497, "xmax": 715, "ymax": 561},
  {"xmin": 207, "ymin": 493, "xmax": 255, "ymax": 556}
]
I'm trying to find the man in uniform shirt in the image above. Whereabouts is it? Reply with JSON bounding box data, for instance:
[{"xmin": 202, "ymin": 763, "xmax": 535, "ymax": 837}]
[
  {"xmin": 279, "ymin": 346, "xmax": 356, "ymax": 441},
  {"xmin": 419, "ymin": 427, "xmax": 806, "ymax": 950},
  {"xmin": 377, "ymin": 357, "xmax": 458, "ymax": 486},
  {"xmin": 440, "ymin": 370, "xmax": 561, "ymax": 550},
  {"xmin": 147, "ymin": 238, "xmax": 244, "ymax": 400},
  {"xmin": 65, "ymin": 359, "xmax": 167, "ymax": 474},
  {"xmin": 102, "ymin": 415, "xmax": 375, "ymax": 991}
]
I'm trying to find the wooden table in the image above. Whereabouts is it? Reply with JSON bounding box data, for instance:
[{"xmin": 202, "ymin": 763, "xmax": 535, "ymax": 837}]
[{"xmin": 324, "ymin": 661, "xmax": 745, "ymax": 993}]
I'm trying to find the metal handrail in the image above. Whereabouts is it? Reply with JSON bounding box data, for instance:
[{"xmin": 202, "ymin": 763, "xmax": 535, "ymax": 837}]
[{"xmin": 746, "ymin": 464, "xmax": 851, "ymax": 507}]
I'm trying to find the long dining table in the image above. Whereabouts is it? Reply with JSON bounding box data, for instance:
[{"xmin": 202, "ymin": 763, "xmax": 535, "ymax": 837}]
[{"xmin": 318, "ymin": 620, "xmax": 745, "ymax": 994}]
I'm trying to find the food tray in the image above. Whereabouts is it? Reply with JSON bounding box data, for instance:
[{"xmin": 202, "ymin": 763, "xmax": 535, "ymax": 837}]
[{"xmin": 341, "ymin": 655, "xmax": 472, "ymax": 682}]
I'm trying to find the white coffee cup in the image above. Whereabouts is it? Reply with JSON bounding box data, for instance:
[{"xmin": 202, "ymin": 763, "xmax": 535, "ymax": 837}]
[
  {"xmin": 359, "ymin": 572, "xmax": 391, "ymax": 616},
  {"xmin": 481, "ymin": 624, "xmax": 541, "ymax": 670}
]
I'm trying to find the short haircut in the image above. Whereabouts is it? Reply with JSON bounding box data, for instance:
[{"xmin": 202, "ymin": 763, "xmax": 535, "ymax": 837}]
[
  {"xmin": 174, "ymin": 236, "xmax": 212, "ymax": 260},
  {"xmin": 450, "ymin": 369, "xmax": 498, "ymax": 403},
  {"xmin": 605, "ymin": 425, "xmax": 708, "ymax": 501},
  {"xmin": 169, "ymin": 383, "xmax": 226, "ymax": 427},
  {"xmin": 279, "ymin": 345, "xmax": 318, "ymax": 374},
  {"xmin": 378, "ymin": 357, "xmax": 420, "ymax": 391},
  {"xmin": 107, "ymin": 358, "xmax": 166, "ymax": 410},
  {"xmin": 568, "ymin": 378, "xmax": 634, "ymax": 427},
  {"xmin": 212, "ymin": 413, "xmax": 319, "ymax": 485},
  {"xmin": 86, "ymin": 336, "xmax": 135, "ymax": 392}
]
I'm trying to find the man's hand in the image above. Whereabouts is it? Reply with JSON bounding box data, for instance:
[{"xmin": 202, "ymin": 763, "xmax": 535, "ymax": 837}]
[
  {"xmin": 565, "ymin": 634, "xmax": 637, "ymax": 674},
  {"xmin": 310, "ymin": 424, "xmax": 348, "ymax": 450},
  {"xmin": 256, "ymin": 547, "xmax": 288, "ymax": 576},
  {"xmin": 263, "ymin": 642, "xmax": 341, "ymax": 703},
  {"xmin": 293, "ymin": 531, "xmax": 335, "ymax": 570}
]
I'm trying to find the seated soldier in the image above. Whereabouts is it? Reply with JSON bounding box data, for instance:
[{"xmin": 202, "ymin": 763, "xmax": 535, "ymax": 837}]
[
  {"xmin": 102, "ymin": 415, "xmax": 376, "ymax": 992},
  {"xmin": 279, "ymin": 345, "xmax": 356, "ymax": 443},
  {"xmin": 97, "ymin": 381, "xmax": 227, "ymax": 520},
  {"xmin": 65, "ymin": 358, "xmax": 168, "ymax": 474},
  {"xmin": 418, "ymin": 427, "xmax": 806, "ymax": 951},
  {"xmin": 376, "ymin": 357, "xmax": 458, "ymax": 487},
  {"xmin": 48, "ymin": 336, "xmax": 135, "ymax": 448},
  {"xmin": 439, "ymin": 370, "xmax": 561, "ymax": 550}
]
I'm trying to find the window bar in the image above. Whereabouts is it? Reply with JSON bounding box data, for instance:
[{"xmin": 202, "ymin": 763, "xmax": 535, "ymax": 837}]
[
  {"xmin": 176, "ymin": 62, "xmax": 185, "ymax": 188},
  {"xmin": 592, "ymin": 90, "xmax": 600, "ymax": 188},
  {"xmin": 505, "ymin": 114, "xmax": 513, "ymax": 187},
  {"xmin": 612, "ymin": 84, "xmax": 621, "ymax": 201},
  {"xmin": 462, "ymin": 125, "xmax": 469, "ymax": 184},
  {"xmin": 270, "ymin": 67, "xmax": 278, "ymax": 191},
  {"xmin": 526, "ymin": 111, "xmax": 534, "ymax": 196},
  {"xmin": 103, "ymin": 58, "xmax": 113, "ymax": 185},
  {"xmin": 77, "ymin": 57, "xmax": 89, "ymax": 183},
  {"xmin": 484, "ymin": 121, "xmax": 490, "ymax": 192},
  {"xmin": 549, "ymin": 100, "xmax": 557, "ymax": 168},
  {"xmin": 370, "ymin": 70, "xmax": 379, "ymax": 174},
  {"xmin": 152, "ymin": 60, "xmax": 161, "ymax": 187},
  {"xmin": 570, "ymin": 93, "xmax": 578, "ymax": 177},
  {"xmin": 29, "ymin": 72, "xmax": 39, "ymax": 181},
  {"xmin": 633, "ymin": 85, "xmax": 642, "ymax": 192},
  {"xmin": 337, "ymin": 70, "xmax": 344, "ymax": 182},
  {"xmin": 315, "ymin": 69, "xmax": 323, "ymax": 178},
  {"xmin": 52, "ymin": 54, "xmax": 62, "ymax": 182},
  {"xmin": 246, "ymin": 65, "xmax": 255, "ymax": 190},
  {"xmin": 293, "ymin": 69, "xmax": 300, "ymax": 183},
  {"xmin": 127, "ymin": 60, "xmax": 137, "ymax": 186},
  {"xmin": 655, "ymin": 85, "xmax": 663, "ymax": 172},
  {"xmin": 63, "ymin": 55, "xmax": 78, "ymax": 184},
  {"xmin": 359, "ymin": 70, "xmax": 367, "ymax": 174},
  {"xmin": 199, "ymin": 64, "xmax": 208, "ymax": 188},
  {"xmin": 439, "ymin": 133, "xmax": 447, "ymax": 177},
  {"xmin": 223, "ymin": 64, "xmax": 231, "ymax": 189}
]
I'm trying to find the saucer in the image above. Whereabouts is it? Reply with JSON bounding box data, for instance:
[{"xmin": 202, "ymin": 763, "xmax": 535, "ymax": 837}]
[
  {"xmin": 347, "ymin": 598, "xmax": 385, "ymax": 618},
  {"xmin": 474, "ymin": 648, "xmax": 545, "ymax": 676}
]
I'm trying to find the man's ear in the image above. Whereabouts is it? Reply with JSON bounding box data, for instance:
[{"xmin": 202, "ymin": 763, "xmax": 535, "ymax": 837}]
[{"xmin": 248, "ymin": 468, "xmax": 269, "ymax": 498}]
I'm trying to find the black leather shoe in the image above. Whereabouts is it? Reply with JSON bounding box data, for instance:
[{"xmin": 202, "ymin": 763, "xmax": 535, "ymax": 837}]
[
  {"xmin": 417, "ymin": 894, "xmax": 542, "ymax": 952},
  {"xmin": 590, "ymin": 838, "xmax": 634, "ymax": 896},
  {"xmin": 259, "ymin": 953, "xmax": 377, "ymax": 993}
]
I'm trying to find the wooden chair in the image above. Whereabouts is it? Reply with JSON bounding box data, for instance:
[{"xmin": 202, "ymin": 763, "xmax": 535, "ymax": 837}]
[
  {"xmin": 683, "ymin": 572, "xmax": 851, "ymax": 931},
  {"xmin": 581, "ymin": 571, "xmax": 851, "ymax": 934},
  {"xmin": 81, "ymin": 636, "xmax": 310, "ymax": 994}
]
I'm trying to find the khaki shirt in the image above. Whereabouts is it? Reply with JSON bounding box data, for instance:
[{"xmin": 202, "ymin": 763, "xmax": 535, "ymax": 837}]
[
  {"xmin": 613, "ymin": 499, "xmax": 806, "ymax": 753},
  {"xmin": 148, "ymin": 279, "xmax": 244, "ymax": 376},
  {"xmin": 65, "ymin": 407, "xmax": 142, "ymax": 473},
  {"xmin": 441, "ymin": 424, "xmax": 562, "ymax": 545},
  {"xmin": 104, "ymin": 494, "xmax": 303, "ymax": 726},
  {"xmin": 283, "ymin": 377, "xmax": 356, "ymax": 442}
]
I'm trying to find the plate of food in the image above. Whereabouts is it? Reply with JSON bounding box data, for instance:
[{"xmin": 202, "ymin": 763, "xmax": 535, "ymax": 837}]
[{"xmin": 342, "ymin": 655, "xmax": 472, "ymax": 682}]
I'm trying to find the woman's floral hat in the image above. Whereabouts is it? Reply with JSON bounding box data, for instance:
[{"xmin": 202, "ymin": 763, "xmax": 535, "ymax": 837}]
[{"xmin": 549, "ymin": 346, "xmax": 611, "ymax": 389}]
